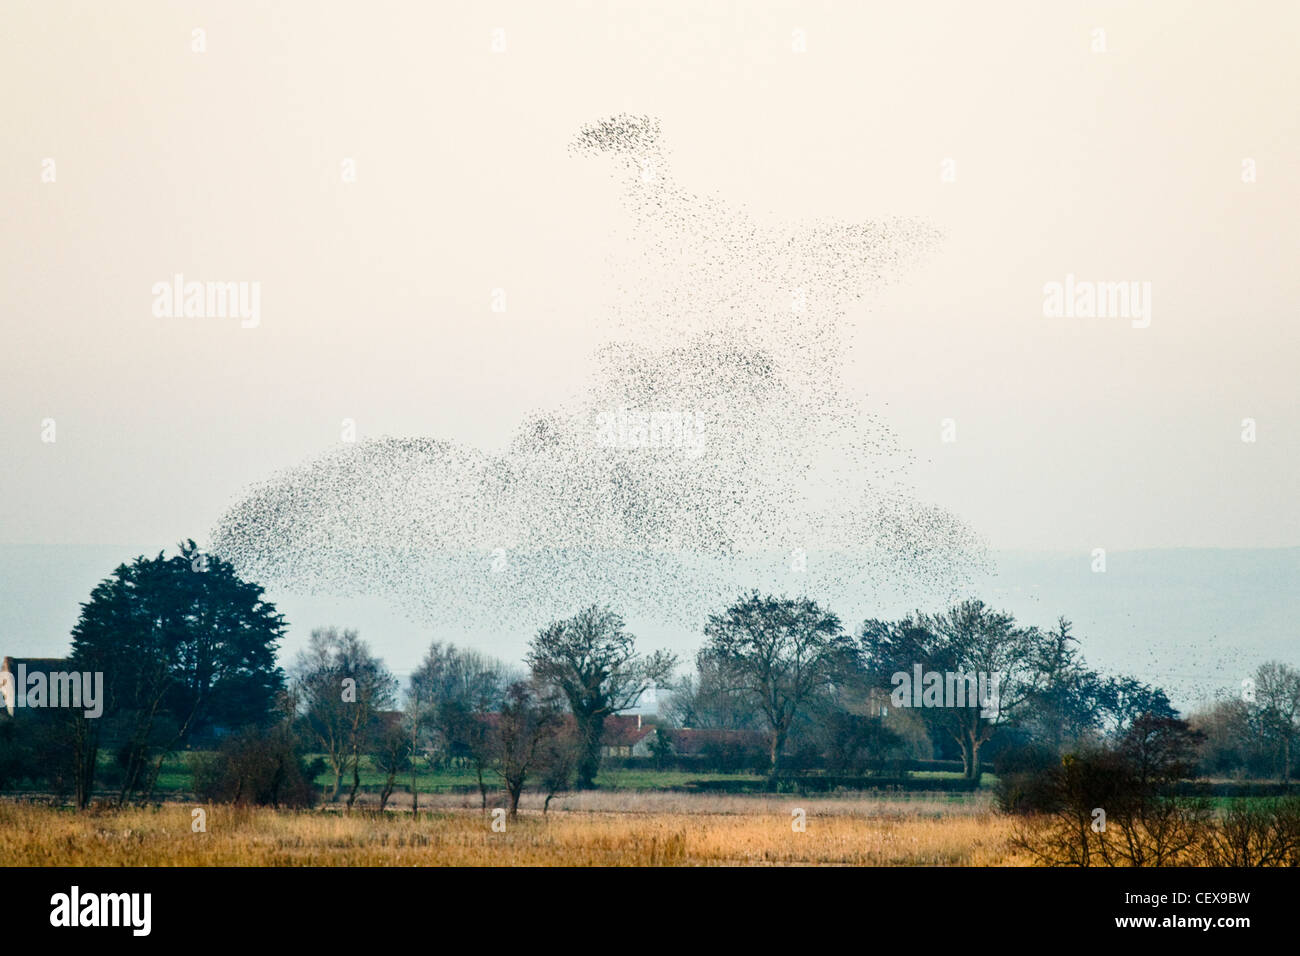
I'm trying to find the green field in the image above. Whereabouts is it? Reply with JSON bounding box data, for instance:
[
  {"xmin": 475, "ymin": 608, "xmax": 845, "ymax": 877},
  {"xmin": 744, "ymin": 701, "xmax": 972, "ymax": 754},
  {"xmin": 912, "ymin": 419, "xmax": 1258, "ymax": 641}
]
[{"xmin": 136, "ymin": 753, "xmax": 996, "ymax": 798}]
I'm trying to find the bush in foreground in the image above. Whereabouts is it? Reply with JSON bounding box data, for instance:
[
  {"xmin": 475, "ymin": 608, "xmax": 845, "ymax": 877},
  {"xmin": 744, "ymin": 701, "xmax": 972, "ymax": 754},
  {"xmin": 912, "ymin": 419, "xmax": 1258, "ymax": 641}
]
[{"xmin": 191, "ymin": 728, "xmax": 322, "ymax": 809}]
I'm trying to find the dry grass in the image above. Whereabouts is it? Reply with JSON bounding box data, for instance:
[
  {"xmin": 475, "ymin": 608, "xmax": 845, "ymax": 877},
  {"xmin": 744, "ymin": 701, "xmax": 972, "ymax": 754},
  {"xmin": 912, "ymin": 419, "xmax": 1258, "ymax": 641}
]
[
  {"xmin": 418, "ymin": 787, "xmax": 999, "ymax": 817},
  {"xmin": 0, "ymin": 796, "xmax": 1028, "ymax": 866}
]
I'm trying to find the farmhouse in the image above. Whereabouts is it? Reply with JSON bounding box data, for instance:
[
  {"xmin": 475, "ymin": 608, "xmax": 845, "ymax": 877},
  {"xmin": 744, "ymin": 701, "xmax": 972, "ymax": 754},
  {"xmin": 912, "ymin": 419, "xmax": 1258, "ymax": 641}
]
[{"xmin": 600, "ymin": 714, "xmax": 657, "ymax": 758}]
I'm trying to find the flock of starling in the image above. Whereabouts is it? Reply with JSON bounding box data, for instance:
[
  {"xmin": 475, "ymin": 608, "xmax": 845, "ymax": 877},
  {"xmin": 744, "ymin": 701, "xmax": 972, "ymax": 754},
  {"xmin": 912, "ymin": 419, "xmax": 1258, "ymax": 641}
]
[{"xmin": 211, "ymin": 114, "xmax": 988, "ymax": 631}]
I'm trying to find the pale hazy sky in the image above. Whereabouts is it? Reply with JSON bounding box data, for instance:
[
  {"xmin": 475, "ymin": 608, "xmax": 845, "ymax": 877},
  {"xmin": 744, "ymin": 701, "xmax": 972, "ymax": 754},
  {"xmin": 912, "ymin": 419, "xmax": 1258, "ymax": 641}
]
[{"xmin": 3, "ymin": 0, "xmax": 1298, "ymax": 562}]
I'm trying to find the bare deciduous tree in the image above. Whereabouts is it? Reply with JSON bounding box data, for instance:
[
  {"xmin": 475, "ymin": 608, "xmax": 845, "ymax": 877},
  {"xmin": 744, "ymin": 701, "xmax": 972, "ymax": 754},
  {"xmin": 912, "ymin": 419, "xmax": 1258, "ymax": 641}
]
[
  {"xmin": 294, "ymin": 628, "xmax": 396, "ymax": 806},
  {"xmin": 703, "ymin": 592, "xmax": 852, "ymax": 775},
  {"xmin": 410, "ymin": 642, "xmax": 506, "ymax": 809},
  {"xmin": 528, "ymin": 606, "xmax": 676, "ymax": 789},
  {"xmin": 492, "ymin": 680, "xmax": 564, "ymax": 816},
  {"xmin": 1254, "ymin": 661, "xmax": 1300, "ymax": 781}
]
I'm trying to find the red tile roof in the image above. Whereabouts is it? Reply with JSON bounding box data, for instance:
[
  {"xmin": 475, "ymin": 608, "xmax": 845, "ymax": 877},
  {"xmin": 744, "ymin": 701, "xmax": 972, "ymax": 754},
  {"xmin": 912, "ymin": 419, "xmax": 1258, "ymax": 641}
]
[{"xmin": 600, "ymin": 714, "xmax": 656, "ymax": 747}]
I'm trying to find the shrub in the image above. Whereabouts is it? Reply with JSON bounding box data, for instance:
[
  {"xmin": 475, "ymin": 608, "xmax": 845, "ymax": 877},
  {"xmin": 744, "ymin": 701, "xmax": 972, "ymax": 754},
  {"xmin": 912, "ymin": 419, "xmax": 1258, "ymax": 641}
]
[
  {"xmin": 1009, "ymin": 718, "xmax": 1216, "ymax": 866},
  {"xmin": 1200, "ymin": 797, "xmax": 1300, "ymax": 866},
  {"xmin": 994, "ymin": 744, "xmax": 1062, "ymax": 814},
  {"xmin": 191, "ymin": 727, "xmax": 319, "ymax": 808}
]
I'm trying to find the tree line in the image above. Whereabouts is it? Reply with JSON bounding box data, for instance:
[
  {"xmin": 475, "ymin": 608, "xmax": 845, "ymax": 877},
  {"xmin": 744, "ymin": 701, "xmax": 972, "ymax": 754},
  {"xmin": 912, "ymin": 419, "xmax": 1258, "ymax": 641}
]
[{"xmin": 1, "ymin": 542, "xmax": 1296, "ymax": 815}]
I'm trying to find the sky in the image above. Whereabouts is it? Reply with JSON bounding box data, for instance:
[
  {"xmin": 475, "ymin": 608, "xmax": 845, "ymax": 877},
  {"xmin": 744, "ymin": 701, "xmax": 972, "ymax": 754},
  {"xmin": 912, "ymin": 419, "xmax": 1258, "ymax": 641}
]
[{"xmin": 1, "ymin": 2, "xmax": 1297, "ymax": 702}]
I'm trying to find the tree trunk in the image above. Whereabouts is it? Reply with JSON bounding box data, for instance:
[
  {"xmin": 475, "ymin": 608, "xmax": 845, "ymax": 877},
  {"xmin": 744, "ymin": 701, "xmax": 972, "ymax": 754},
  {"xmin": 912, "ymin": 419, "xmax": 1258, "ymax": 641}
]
[
  {"xmin": 118, "ymin": 691, "xmax": 166, "ymax": 806},
  {"xmin": 269, "ymin": 754, "xmax": 285, "ymax": 810},
  {"xmin": 958, "ymin": 734, "xmax": 981, "ymax": 781},
  {"xmin": 118, "ymin": 745, "xmax": 146, "ymax": 807},
  {"xmin": 142, "ymin": 700, "xmax": 201, "ymax": 805},
  {"xmin": 347, "ymin": 752, "xmax": 361, "ymax": 809},
  {"xmin": 409, "ymin": 694, "xmax": 420, "ymax": 815},
  {"xmin": 73, "ymin": 716, "xmax": 99, "ymax": 811},
  {"xmin": 966, "ymin": 732, "xmax": 983, "ymax": 781},
  {"xmin": 141, "ymin": 749, "xmax": 169, "ymax": 805},
  {"xmin": 329, "ymin": 761, "xmax": 343, "ymax": 802},
  {"xmin": 575, "ymin": 712, "xmax": 606, "ymax": 789},
  {"xmin": 768, "ymin": 726, "xmax": 787, "ymax": 778}
]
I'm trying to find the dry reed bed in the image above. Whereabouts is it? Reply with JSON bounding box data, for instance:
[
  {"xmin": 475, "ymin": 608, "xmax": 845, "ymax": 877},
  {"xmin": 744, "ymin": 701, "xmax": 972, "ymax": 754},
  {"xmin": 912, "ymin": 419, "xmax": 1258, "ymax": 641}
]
[{"xmin": 0, "ymin": 798, "xmax": 1025, "ymax": 866}]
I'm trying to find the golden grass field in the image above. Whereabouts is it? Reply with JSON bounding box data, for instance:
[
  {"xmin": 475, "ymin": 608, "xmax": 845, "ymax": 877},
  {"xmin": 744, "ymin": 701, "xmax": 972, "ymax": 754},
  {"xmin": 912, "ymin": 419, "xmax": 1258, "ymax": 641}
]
[{"xmin": 0, "ymin": 793, "xmax": 1031, "ymax": 866}]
